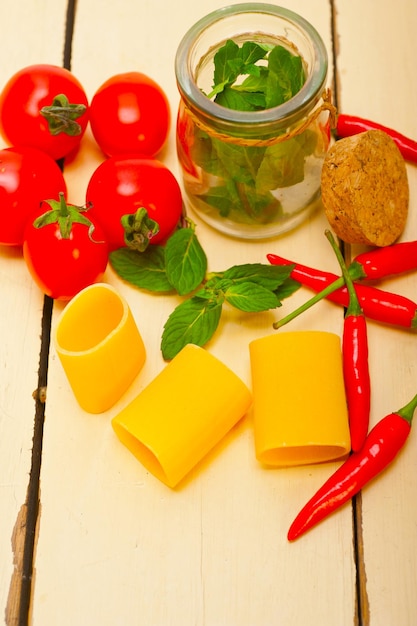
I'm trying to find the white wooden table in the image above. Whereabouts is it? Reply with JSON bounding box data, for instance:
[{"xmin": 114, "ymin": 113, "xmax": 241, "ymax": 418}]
[{"xmin": 1, "ymin": 1, "xmax": 416, "ymax": 625}]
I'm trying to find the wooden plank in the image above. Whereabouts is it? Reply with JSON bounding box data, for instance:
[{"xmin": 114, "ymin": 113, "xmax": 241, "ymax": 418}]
[
  {"xmin": 335, "ymin": 1, "xmax": 417, "ymax": 624},
  {"xmin": 0, "ymin": 2, "xmax": 69, "ymax": 624},
  {"xmin": 30, "ymin": 1, "xmax": 359, "ymax": 625}
]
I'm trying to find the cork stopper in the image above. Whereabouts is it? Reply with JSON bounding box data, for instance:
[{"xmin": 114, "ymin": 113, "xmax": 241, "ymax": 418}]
[{"xmin": 321, "ymin": 129, "xmax": 409, "ymax": 246}]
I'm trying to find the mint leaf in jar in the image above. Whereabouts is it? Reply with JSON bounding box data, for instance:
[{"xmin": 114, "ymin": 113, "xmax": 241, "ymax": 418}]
[
  {"xmin": 208, "ymin": 40, "xmax": 305, "ymax": 111},
  {"xmin": 265, "ymin": 44, "xmax": 305, "ymax": 107},
  {"xmin": 208, "ymin": 39, "xmax": 270, "ymax": 102}
]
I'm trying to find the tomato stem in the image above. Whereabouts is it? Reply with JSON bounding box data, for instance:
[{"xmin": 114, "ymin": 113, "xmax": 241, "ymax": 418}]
[
  {"xmin": 40, "ymin": 93, "xmax": 86, "ymax": 137},
  {"xmin": 33, "ymin": 193, "xmax": 98, "ymax": 240},
  {"xmin": 121, "ymin": 207, "xmax": 160, "ymax": 252}
]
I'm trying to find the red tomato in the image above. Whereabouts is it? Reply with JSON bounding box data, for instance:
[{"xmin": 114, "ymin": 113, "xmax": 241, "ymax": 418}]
[
  {"xmin": 0, "ymin": 146, "xmax": 67, "ymax": 246},
  {"xmin": 0, "ymin": 64, "xmax": 89, "ymax": 160},
  {"xmin": 23, "ymin": 195, "xmax": 109, "ymax": 300},
  {"xmin": 85, "ymin": 156, "xmax": 183, "ymax": 251},
  {"xmin": 89, "ymin": 72, "xmax": 170, "ymax": 157}
]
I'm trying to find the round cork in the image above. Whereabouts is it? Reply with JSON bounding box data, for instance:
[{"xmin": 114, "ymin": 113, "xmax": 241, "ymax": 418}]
[{"xmin": 321, "ymin": 129, "xmax": 409, "ymax": 246}]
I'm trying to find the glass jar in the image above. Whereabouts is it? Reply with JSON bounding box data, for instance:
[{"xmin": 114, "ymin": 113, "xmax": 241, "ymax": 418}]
[{"xmin": 175, "ymin": 3, "xmax": 334, "ymax": 240}]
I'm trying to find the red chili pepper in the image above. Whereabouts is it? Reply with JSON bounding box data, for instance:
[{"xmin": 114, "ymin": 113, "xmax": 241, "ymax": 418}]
[
  {"xmin": 267, "ymin": 254, "xmax": 417, "ymax": 329},
  {"xmin": 336, "ymin": 114, "xmax": 417, "ymax": 164},
  {"xmin": 327, "ymin": 230, "xmax": 370, "ymax": 452},
  {"xmin": 350, "ymin": 241, "xmax": 417, "ymax": 280},
  {"xmin": 288, "ymin": 393, "xmax": 417, "ymax": 541}
]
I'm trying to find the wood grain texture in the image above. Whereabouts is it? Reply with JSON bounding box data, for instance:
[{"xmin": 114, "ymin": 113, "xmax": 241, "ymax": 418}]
[
  {"xmin": 0, "ymin": 2, "xmax": 68, "ymax": 625},
  {"xmin": 336, "ymin": 1, "xmax": 417, "ymax": 624},
  {"xmin": 30, "ymin": 2, "xmax": 356, "ymax": 625}
]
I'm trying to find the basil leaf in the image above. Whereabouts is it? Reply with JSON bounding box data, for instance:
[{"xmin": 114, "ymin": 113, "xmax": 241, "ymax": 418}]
[
  {"xmin": 110, "ymin": 246, "xmax": 173, "ymax": 292},
  {"xmin": 165, "ymin": 227, "xmax": 207, "ymax": 295},
  {"xmin": 225, "ymin": 282, "xmax": 280, "ymax": 312},
  {"xmin": 161, "ymin": 297, "xmax": 223, "ymax": 360}
]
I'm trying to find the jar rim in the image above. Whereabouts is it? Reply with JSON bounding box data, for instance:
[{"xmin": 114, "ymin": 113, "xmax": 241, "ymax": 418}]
[{"xmin": 175, "ymin": 2, "xmax": 328, "ymax": 127}]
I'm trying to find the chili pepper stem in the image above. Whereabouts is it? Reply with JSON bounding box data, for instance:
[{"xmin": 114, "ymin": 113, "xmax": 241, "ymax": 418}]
[
  {"xmin": 397, "ymin": 393, "xmax": 417, "ymax": 426},
  {"xmin": 272, "ymin": 274, "xmax": 345, "ymax": 329},
  {"xmin": 272, "ymin": 239, "xmax": 369, "ymax": 329},
  {"xmin": 268, "ymin": 253, "xmax": 417, "ymax": 329},
  {"xmin": 325, "ymin": 230, "xmax": 362, "ymax": 316}
]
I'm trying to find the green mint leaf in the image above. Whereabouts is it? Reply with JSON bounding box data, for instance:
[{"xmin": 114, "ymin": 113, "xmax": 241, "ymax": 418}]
[
  {"xmin": 234, "ymin": 67, "xmax": 268, "ymax": 93},
  {"xmin": 211, "ymin": 39, "xmax": 241, "ymax": 94},
  {"xmin": 274, "ymin": 277, "xmax": 301, "ymax": 300},
  {"xmin": 195, "ymin": 39, "xmax": 311, "ymax": 225},
  {"xmin": 222, "ymin": 263, "xmax": 294, "ymax": 290},
  {"xmin": 265, "ymin": 45, "xmax": 305, "ymax": 107},
  {"xmin": 210, "ymin": 41, "xmax": 305, "ymax": 112},
  {"xmin": 208, "ymin": 80, "xmax": 230, "ymax": 99},
  {"xmin": 198, "ymin": 184, "xmax": 239, "ymax": 218},
  {"xmin": 110, "ymin": 246, "xmax": 173, "ymax": 292},
  {"xmin": 210, "ymin": 40, "xmax": 268, "ymax": 101},
  {"xmin": 190, "ymin": 131, "xmax": 227, "ymax": 178},
  {"xmin": 215, "ymin": 86, "xmax": 266, "ymax": 111},
  {"xmin": 203, "ymin": 277, "xmax": 233, "ymax": 294},
  {"xmin": 224, "ymin": 282, "xmax": 280, "ymax": 312},
  {"xmin": 161, "ymin": 296, "xmax": 223, "ymax": 360},
  {"xmin": 165, "ymin": 226, "xmax": 208, "ymax": 295},
  {"xmin": 256, "ymin": 130, "xmax": 317, "ymax": 190},
  {"xmin": 238, "ymin": 41, "xmax": 269, "ymax": 66},
  {"xmin": 211, "ymin": 139, "xmax": 265, "ymax": 184},
  {"xmin": 199, "ymin": 182, "xmax": 282, "ymax": 223}
]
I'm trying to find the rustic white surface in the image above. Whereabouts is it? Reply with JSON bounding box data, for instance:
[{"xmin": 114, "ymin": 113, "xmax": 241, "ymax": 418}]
[
  {"xmin": 0, "ymin": 1, "xmax": 416, "ymax": 625},
  {"xmin": 337, "ymin": 2, "xmax": 417, "ymax": 624},
  {"xmin": 0, "ymin": 1, "xmax": 68, "ymax": 623}
]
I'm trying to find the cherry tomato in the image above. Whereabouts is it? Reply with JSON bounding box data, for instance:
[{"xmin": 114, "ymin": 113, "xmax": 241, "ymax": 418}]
[
  {"xmin": 89, "ymin": 72, "xmax": 170, "ymax": 157},
  {"xmin": 0, "ymin": 64, "xmax": 89, "ymax": 160},
  {"xmin": 23, "ymin": 195, "xmax": 109, "ymax": 300},
  {"xmin": 85, "ymin": 156, "xmax": 183, "ymax": 252},
  {"xmin": 0, "ymin": 146, "xmax": 67, "ymax": 246}
]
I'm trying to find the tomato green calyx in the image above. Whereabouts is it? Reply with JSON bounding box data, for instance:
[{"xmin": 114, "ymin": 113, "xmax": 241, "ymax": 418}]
[
  {"xmin": 40, "ymin": 94, "xmax": 87, "ymax": 137},
  {"xmin": 121, "ymin": 207, "xmax": 160, "ymax": 252},
  {"xmin": 33, "ymin": 193, "xmax": 99, "ymax": 241}
]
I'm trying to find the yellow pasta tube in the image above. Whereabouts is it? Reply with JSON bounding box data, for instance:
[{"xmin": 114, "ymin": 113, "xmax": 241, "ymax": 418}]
[
  {"xmin": 112, "ymin": 344, "xmax": 252, "ymax": 488},
  {"xmin": 55, "ymin": 283, "xmax": 146, "ymax": 414},
  {"xmin": 249, "ymin": 331, "xmax": 351, "ymax": 467}
]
